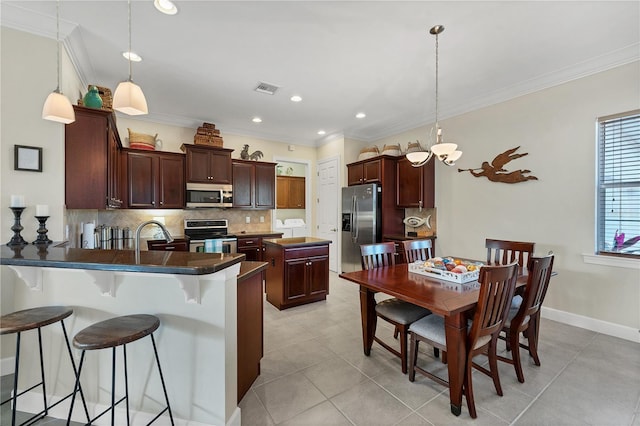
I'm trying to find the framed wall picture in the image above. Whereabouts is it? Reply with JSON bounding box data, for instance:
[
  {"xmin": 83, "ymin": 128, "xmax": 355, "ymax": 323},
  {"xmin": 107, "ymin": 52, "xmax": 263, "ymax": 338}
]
[{"xmin": 14, "ymin": 145, "xmax": 43, "ymax": 172}]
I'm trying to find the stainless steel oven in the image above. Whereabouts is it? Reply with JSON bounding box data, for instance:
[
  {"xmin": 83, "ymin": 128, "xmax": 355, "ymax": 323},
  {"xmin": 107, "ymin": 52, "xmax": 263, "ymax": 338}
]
[{"xmin": 184, "ymin": 219, "xmax": 237, "ymax": 253}]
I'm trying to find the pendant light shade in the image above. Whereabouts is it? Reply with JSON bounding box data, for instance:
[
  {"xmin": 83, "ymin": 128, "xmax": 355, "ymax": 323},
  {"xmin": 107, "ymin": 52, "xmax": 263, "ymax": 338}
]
[
  {"xmin": 113, "ymin": 80, "xmax": 148, "ymax": 115},
  {"xmin": 408, "ymin": 25, "xmax": 462, "ymax": 167},
  {"xmin": 42, "ymin": 0, "xmax": 75, "ymax": 124},
  {"xmin": 113, "ymin": 0, "xmax": 148, "ymax": 115}
]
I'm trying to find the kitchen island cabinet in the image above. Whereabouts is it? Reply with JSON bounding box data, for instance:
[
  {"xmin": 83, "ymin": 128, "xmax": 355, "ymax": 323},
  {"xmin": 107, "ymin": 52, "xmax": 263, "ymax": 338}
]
[
  {"xmin": 181, "ymin": 144, "xmax": 233, "ymax": 184},
  {"xmin": 123, "ymin": 149, "xmax": 185, "ymax": 209},
  {"xmin": 263, "ymin": 237, "xmax": 330, "ymax": 310},
  {"xmin": 65, "ymin": 106, "xmax": 123, "ymax": 209},
  {"xmin": 237, "ymin": 232, "xmax": 283, "ymax": 261}
]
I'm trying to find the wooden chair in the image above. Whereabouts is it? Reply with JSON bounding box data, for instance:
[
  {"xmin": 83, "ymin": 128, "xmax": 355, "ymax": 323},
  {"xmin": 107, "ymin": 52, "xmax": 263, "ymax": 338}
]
[
  {"xmin": 485, "ymin": 239, "xmax": 535, "ymax": 269},
  {"xmin": 408, "ymin": 261, "xmax": 519, "ymax": 418},
  {"xmin": 360, "ymin": 242, "xmax": 431, "ymax": 374},
  {"xmin": 402, "ymin": 239, "xmax": 434, "ymax": 263},
  {"xmin": 497, "ymin": 253, "xmax": 555, "ymax": 383}
]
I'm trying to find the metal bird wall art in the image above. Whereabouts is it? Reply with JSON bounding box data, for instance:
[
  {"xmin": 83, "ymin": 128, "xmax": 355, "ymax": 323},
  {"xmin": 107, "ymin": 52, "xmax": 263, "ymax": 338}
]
[{"xmin": 458, "ymin": 146, "xmax": 538, "ymax": 183}]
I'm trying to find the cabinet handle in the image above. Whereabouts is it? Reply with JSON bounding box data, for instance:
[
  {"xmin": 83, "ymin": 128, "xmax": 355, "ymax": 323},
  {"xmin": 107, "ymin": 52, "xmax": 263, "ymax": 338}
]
[
  {"xmin": 152, "ymin": 201, "xmax": 155, "ymax": 205},
  {"xmin": 160, "ymin": 201, "xmax": 164, "ymax": 205}
]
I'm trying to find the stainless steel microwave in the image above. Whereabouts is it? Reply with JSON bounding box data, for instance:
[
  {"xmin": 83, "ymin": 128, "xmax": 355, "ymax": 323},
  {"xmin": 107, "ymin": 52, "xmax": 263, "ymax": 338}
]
[{"xmin": 185, "ymin": 183, "xmax": 233, "ymax": 208}]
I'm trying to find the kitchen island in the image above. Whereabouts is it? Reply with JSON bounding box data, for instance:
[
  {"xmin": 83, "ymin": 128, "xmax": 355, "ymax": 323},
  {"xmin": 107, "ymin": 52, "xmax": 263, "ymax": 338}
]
[
  {"xmin": 1, "ymin": 244, "xmax": 247, "ymax": 426},
  {"xmin": 263, "ymin": 237, "xmax": 331, "ymax": 310}
]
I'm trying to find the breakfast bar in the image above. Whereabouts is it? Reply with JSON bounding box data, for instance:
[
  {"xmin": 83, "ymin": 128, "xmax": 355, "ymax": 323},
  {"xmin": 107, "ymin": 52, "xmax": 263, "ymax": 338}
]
[{"xmin": 1, "ymin": 244, "xmax": 248, "ymax": 426}]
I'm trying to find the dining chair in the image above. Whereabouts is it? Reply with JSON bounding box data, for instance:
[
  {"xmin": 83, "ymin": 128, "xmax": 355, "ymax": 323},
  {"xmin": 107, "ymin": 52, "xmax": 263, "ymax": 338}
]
[
  {"xmin": 485, "ymin": 239, "xmax": 535, "ymax": 269},
  {"xmin": 360, "ymin": 242, "xmax": 432, "ymax": 374},
  {"xmin": 408, "ymin": 261, "xmax": 519, "ymax": 418},
  {"xmin": 497, "ymin": 253, "xmax": 555, "ymax": 383},
  {"xmin": 402, "ymin": 239, "xmax": 433, "ymax": 263}
]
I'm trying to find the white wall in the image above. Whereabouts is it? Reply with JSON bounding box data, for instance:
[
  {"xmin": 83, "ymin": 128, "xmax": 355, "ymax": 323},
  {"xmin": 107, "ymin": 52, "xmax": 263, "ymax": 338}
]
[{"xmin": 373, "ymin": 62, "xmax": 640, "ymax": 336}]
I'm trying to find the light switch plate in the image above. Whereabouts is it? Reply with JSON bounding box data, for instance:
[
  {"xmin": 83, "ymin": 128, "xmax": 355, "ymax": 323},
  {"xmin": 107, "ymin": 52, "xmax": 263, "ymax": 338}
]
[
  {"xmin": 260, "ymin": 216, "xmax": 264, "ymax": 223},
  {"xmin": 245, "ymin": 216, "xmax": 250, "ymax": 224}
]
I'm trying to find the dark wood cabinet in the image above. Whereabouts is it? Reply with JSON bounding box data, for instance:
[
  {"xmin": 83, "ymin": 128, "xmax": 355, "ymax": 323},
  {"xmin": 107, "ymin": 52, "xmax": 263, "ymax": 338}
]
[
  {"xmin": 123, "ymin": 149, "xmax": 185, "ymax": 209},
  {"xmin": 232, "ymin": 160, "xmax": 276, "ymax": 209},
  {"xmin": 65, "ymin": 106, "xmax": 123, "ymax": 209},
  {"xmin": 237, "ymin": 236, "xmax": 262, "ymax": 261},
  {"xmin": 182, "ymin": 144, "xmax": 233, "ymax": 184},
  {"xmin": 347, "ymin": 157, "xmax": 384, "ymax": 186},
  {"xmin": 396, "ymin": 157, "xmax": 435, "ymax": 209},
  {"xmin": 264, "ymin": 240, "xmax": 330, "ymax": 310},
  {"xmin": 276, "ymin": 176, "xmax": 305, "ymax": 209}
]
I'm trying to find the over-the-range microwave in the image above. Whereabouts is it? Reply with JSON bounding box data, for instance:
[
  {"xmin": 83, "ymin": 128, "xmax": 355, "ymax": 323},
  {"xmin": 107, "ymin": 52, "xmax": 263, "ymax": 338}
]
[{"xmin": 185, "ymin": 183, "xmax": 233, "ymax": 208}]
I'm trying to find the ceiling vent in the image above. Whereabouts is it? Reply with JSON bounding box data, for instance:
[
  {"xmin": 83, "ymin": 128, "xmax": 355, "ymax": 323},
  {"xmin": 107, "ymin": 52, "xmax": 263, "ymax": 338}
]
[{"xmin": 254, "ymin": 82, "xmax": 279, "ymax": 95}]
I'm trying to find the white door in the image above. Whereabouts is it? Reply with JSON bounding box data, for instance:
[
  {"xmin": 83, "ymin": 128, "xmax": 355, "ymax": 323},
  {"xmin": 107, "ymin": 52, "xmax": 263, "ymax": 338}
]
[{"xmin": 316, "ymin": 156, "xmax": 340, "ymax": 272}]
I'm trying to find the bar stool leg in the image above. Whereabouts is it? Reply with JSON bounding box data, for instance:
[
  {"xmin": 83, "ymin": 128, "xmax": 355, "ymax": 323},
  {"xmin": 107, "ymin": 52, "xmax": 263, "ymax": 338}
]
[
  {"xmin": 36, "ymin": 328, "xmax": 48, "ymax": 418},
  {"xmin": 123, "ymin": 344, "xmax": 130, "ymax": 426},
  {"xmin": 10, "ymin": 332, "xmax": 21, "ymax": 426},
  {"xmin": 150, "ymin": 334, "xmax": 174, "ymax": 425},
  {"xmin": 60, "ymin": 321, "xmax": 90, "ymax": 422},
  {"xmin": 111, "ymin": 346, "xmax": 117, "ymax": 426},
  {"xmin": 67, "ymin": 351, "xmax": 86, "ymax": 424}
]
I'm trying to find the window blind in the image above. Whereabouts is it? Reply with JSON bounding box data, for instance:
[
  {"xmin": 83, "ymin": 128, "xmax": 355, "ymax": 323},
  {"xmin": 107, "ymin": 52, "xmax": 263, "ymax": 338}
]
[{"xmin": 597, "ymin": 110, "xmax": 640, "ymax": 256}]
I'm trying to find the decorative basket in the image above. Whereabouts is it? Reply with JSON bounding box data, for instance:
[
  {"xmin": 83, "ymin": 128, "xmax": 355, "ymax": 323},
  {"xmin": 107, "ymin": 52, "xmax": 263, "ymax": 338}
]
[
  {"xmin": 194, "ymin": 122, "xmax": 224, "ymax": 146},
  {"xmin": 408, "ymin": 258, "xmax": 483, "ymax": 284},
  {"xmin": 128, "ymin": 128, "xmax": 157, "ymax": 151},
  {"xmin": 358, "ymin": 145, "xmax": 379, "ymax": 160},
  {"xmin": 381, "ymin": 143, "xmax": 401, "ymax": 156}
]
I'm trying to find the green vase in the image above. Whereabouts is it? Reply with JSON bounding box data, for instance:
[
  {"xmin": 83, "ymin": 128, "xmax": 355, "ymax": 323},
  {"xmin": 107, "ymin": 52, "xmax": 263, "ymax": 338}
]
[{"xmin": 83, "ymin": 86, "xmax": 103, "ymax": 109}]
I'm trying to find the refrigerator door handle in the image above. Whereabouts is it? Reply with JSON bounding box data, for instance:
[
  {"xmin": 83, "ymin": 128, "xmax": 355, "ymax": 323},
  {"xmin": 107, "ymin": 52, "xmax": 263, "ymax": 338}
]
[
  {"xmin": 350, "ymin": 195, "xmax": 356, "ymax": 243},
  {"xmin": 353, "ymin": 196, "xmax": 360, "ymax": 243}
]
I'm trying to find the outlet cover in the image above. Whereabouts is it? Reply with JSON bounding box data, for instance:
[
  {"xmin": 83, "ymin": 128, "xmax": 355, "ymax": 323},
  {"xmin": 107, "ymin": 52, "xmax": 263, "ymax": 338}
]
[
  {"xmin": 260, "ymin": 216, "xmax": 265, "ymax": 223},
  {"xmin": 245, "ymin": 216, "xmax": 250, "ymax": 224}
]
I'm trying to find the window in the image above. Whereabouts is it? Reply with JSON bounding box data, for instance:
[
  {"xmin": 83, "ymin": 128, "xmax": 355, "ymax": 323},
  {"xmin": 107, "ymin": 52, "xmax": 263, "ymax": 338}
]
[{"xmin": 597, "ymin": 110, "xmax": 640, "ymax": 257}]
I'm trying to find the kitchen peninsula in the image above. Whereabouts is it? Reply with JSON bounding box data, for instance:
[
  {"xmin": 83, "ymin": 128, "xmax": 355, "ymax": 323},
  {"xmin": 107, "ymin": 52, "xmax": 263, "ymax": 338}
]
[{"xmin": 1, "ymin": 244, "xmax": 249, "ymax": 426}]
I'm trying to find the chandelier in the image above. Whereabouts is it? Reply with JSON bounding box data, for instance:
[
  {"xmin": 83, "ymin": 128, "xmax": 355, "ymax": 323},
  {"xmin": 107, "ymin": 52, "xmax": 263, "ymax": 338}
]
[{"xmin": 406, "ymin": 25, "xmax": 462, "ymax": 167}]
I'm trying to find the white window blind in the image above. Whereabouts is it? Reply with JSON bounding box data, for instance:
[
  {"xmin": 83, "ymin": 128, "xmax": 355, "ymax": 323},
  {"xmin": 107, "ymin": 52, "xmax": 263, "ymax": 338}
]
[{"xmin": 597, "ymin": 110, "xmax": 640, "ymax": 257}]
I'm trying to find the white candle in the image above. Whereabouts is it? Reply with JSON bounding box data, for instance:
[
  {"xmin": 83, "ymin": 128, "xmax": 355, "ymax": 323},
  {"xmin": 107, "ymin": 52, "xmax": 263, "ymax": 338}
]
[
  {"xmin": 36, "ymin": 204, "xmax": 49, "ymax": 216},
  {"xmin": 10, "ymin": 195, "xmax": 25, "ymax": 208}
]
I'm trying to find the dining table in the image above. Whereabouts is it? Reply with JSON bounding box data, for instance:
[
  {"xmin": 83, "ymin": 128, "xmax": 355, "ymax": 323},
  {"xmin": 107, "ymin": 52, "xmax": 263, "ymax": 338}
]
[{"xmin": 339, "ymin": 262, "xmax": 529, "ymax": 417}]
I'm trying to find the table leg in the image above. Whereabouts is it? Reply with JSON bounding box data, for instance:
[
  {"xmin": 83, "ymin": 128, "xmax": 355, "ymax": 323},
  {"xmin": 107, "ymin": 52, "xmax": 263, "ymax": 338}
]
[
  {"xmin": 359, "ymin": 286, "xmax": 376, "ymax": 356},
  {"xmin": 444, "ymin": 312, "xmax": 467, "ymax": 416}
]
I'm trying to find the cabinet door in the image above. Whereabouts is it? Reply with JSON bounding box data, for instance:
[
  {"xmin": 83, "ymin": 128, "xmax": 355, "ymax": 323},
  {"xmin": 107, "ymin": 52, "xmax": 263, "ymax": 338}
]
[
  {"xmin": 288, "ymin": 177, "xmax": 305, "ymax": 209},
  {"xmin": 107, "ymin": 127, "xmax": 123, "ymax": 208},
  {"xmin": 185, "ymin": 148, "xmax": 211, "ymax": 183},
  {"xmin": 209, "ymin": 151, "xmax": 232, "ymax": 184},
  {"xmin": 126, "ymin": 152, "xmax": 156, "ymax": 208},
  {"xmin": 237, "ymin": 237, "xmax": 262, "ymax": 261},
  {"xmin": 284, "ymin": 258, "xmax": 309, "ymax": 301},
  {"xmin": 276, "ymin": 176, "xmax": 288, "ymax": 208},
  {"xmin": 363, "ymin": 159, "xmax": 381, "ymax": 183},
  {"xmin": 307, "ymin": 256, "xmax": 329, "ymax": 295},
  {"xmin": 347, "ymin": 164, "xmax": 363, "ymax": 186},
  {"xmin": 158, "ymin": 154, "xmax": 185, "ymax": 208},
  {"xmin": 396, "ymin": 157, "xmax": 434, "ymax": 208},
  {"xmin": 233, "ymin": 162, "xmax": 254, "ymax": 208},
  {"xmin": 254, "ymin": 163, "xmax": 275, "ymax": 209}
]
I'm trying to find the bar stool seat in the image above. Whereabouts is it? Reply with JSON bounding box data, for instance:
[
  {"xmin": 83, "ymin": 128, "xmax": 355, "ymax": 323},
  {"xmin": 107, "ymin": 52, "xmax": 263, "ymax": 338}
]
[
  {"xmin": 68, "ymin": 314, "xmax": 174, "ymax": 425},
  {"xmin": 1, "ymin": 306, "xmax": 89, "ymax": 426}
]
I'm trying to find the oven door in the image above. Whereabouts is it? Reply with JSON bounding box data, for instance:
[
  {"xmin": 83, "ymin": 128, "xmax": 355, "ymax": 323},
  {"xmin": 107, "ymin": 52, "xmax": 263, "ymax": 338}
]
[{"xmin": 190, "ymin": 238, "xmax": 237, "ymax": 253}]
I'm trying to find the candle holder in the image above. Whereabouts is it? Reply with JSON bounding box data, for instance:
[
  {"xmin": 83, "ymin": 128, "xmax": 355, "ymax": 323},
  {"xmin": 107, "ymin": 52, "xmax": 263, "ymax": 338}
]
[
  {"xmin": 7, "ymin": 207, "xmax": 28, "ymax": 247},
  {"xmin": 33, "ymin": 216, "xmax": 53, "ymax": 245}
]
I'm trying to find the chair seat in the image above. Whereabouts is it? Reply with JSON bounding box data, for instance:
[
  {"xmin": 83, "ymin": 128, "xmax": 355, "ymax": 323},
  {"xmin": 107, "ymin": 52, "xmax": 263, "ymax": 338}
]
[
  {"xmin": 73, "ymin": 314, "xmax": 160, "ymax": 350},
  {"xmin": 0, "ymin": 306, "xmax": 73, "ymax": 335},
  {"xmin": 376, "ymin": 299, "xmax": 431, "ymax": 324},
  {"xmin": 409, "ymin": 315, "xmax": 446, "ymax": 345}
]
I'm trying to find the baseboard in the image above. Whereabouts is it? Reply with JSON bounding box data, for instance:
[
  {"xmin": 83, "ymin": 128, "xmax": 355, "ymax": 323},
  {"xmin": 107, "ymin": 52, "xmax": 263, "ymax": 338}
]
[
  {"xmin": 541, "ymin": 306, "xmax": 640, "ymax": 343},
  {"xmin": 227, "ymin": 406, "xmax": 241, "ymax": 426},
  {"xmin": 1, "ymin": 357, "xmax": 15, "ymax": 375}
]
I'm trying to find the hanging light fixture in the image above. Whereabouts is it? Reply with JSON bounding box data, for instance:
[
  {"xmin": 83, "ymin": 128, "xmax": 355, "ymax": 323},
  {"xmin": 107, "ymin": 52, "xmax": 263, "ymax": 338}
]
[
  {"xmin": 113, "ymin": 0, "xmax": 148, "ymax": 115},
  {"xmin": 42, "ymin": 0, "xmax": 75, "ymax": 124},
  {"xmin": 406, "ymin": 25, "xmax": 462, "ymax": 167}
]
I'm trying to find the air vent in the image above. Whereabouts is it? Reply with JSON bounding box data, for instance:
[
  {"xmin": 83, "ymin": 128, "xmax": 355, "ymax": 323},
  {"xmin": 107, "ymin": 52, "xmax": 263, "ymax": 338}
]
[{"xmin": 254, "ymin": 82, "xmax": 280, "ymax": 95}]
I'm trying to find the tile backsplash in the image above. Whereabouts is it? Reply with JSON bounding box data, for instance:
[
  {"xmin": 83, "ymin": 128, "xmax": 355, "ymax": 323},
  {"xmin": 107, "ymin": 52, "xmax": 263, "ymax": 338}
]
[{"xmin": 66, "ymin": 208, "xmax": 272, "ymax": 247}]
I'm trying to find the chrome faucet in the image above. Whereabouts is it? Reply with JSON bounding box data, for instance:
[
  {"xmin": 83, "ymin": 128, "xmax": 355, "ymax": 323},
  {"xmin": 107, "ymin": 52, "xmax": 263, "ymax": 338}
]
[{"xmin": 135, "ymin": 220, "xmax": 174, "ymax": 262}]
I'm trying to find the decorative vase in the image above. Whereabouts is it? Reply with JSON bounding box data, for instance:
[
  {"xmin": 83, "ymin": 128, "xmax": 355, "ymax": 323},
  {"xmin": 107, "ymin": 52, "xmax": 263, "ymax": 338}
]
[{"xmin": 83, "ymin": 86, "xmax": 103, "ymax": 109}]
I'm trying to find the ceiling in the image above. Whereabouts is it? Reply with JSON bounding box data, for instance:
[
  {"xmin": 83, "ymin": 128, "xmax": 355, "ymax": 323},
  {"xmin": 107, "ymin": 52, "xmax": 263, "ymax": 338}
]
[{"xmin": 2, "ymin": 1, "xmax": 639, "ymax": 146}]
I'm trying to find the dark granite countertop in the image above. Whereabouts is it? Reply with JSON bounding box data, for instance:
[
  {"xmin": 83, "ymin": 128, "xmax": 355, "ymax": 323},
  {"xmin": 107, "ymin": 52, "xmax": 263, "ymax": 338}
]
[
  {"xmin": 238, "ymin": 261, "xmax": 268, "ymax": 281},
  {"xmin": 263, "ymin": 237, "xmax": 331, "ymax": 248},
  {"xmin": 235, "ymin": 231, "xmax": 284, "ymax": 238},
  {"xmin": 1, "ymin": 244, "xmax": 244, "ymax": 275}
]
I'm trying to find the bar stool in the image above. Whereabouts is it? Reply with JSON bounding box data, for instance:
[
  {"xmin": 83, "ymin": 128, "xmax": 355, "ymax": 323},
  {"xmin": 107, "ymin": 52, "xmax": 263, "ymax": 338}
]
[
  {"xmin": 0, "ymin": 306, "xmax": 89, "ymax": 426},
  {"xmin": 67, "ymin": 314, "xmax": 174, "ymax": 425}
]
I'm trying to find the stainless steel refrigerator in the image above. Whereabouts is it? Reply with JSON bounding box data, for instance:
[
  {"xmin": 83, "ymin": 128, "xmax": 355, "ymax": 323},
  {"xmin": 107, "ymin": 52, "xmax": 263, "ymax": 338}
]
[{"xmin": 341, "ymin": 183, "xmax": 382, "ymax": 273}]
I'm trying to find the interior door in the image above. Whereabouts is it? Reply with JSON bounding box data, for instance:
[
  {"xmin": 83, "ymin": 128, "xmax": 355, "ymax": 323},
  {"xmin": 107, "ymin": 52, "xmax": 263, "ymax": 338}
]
[{"xmin": 316, "ymin": 157, "xmax": 340, "ymax": 272}]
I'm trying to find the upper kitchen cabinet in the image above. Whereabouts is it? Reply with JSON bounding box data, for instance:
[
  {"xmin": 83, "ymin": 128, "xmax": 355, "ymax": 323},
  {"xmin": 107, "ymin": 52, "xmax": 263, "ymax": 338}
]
[
  {"xmin": 65, "ymin": 106, "xmax": 122, "ymax": 209},
  {"xmin": 123, "ymin": 149, "xmax": 185, "ymax": 209},
  {"xmin": 181, "ymin": 144, "xmax": 233, "ymax": 184},
  {"xmin": 232, "ymin": 159, "xmax": 276, "ymax": 209},
  {"xmin": 276, "ymin": 176, "xmax": 305, "ymax": 209},
  {"xmin": 347, "ymin": 155, "xmax": 397, "ymax": 186},
  {"xmin": 396, "ymin": 157, "xmax": 435, "ymax": 209}
]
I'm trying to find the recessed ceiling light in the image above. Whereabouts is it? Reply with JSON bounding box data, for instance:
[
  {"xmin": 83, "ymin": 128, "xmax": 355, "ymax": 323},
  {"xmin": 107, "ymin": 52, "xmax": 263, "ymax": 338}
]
[
  {"xmin": 122, "ymin": 51, "xmax": 142, "ymax": 62},
  {"xmin": 154, "ymin": 0, "xmax": 178, "ymax": 15},
  {"xmin": 317, "ymin": 130, "xmax": 326, "ymax": 135},
  {"xmin": 355, "ymin": 112, "xmax": 366, "ymax": 119},
  {"xmin": 252, "ymin": 117, "xmax": 262, "ymax": 123},
  {"xmin": 290, "ymin": 95, "xmax": 302, "ymax": 102}
]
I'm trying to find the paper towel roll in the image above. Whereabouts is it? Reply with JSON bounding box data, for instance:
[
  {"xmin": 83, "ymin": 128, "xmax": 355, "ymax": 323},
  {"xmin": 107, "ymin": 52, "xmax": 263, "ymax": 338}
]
[{"xmin": 83, "ymin": 223, "xmax": 95, "ymax": 249}]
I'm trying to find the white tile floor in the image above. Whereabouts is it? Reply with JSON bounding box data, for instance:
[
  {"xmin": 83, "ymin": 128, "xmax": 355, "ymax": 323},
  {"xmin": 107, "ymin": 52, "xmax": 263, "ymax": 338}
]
[{"xmin": 240, "ymin": 272, "xmax": 640, "ymax": 426}]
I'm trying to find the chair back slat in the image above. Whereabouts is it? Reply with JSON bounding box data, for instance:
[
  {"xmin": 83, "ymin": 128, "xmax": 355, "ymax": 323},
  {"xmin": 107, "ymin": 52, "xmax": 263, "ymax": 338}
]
[
  {"xmin": 469, "ymin": 261, "xmax": 519, "ymax": 347},
  {"xmin": 485, "ymin": 239, "xmax": 535, "ymax": 272},
  {"xmin": 402, "ymin": 239, "xmax": 433, "ymax": 263},
  {"xmin": 516, "ymin": 253, "xmax": 555, "ymax": 323},
  {"xmin": 360, "ymin": 242, "xmax": 396, "ymax": 270}
]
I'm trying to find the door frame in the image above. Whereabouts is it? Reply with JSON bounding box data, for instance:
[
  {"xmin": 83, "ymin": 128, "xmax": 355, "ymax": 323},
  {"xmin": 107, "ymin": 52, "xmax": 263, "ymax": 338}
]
[
  {"xmin": 316, "ymin": 155, "xmax": 341, "ymax": 272},
  {"xmin": 272, "ymin": 156, "xmax": 312, "ymax": 233}
]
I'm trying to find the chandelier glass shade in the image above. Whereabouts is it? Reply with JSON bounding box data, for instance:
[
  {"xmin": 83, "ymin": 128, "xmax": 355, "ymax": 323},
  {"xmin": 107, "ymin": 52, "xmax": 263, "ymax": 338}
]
[
  {"xmin": 42, "ymin": 0, "xmax": 75, "ymax": 124},
  {"xmin": 113, "ymin": 0, "xmax": 148, "ymax": 115}
]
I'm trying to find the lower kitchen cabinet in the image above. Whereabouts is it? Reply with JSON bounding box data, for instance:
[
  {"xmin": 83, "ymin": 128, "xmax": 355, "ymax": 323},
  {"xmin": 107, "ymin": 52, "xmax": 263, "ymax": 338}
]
[
  {"xmin": 237, "ymin": 233, "xmax": 284, "ymax": 262},
  {"xmin": 123, "ymin": 149, "xmax": 185, "ymax": 209},
  {"xmin": 263, "ymin": 238, "xmax": 330, "ymax": 310}
]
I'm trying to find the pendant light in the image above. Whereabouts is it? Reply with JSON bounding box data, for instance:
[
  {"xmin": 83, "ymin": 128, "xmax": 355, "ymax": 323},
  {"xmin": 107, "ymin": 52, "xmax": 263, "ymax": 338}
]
[
  {"xmin": 113, "ymin": 0, "xmax": 148, "ymax": 115},
  {"xmin": 42, "ymin": 0, "xmax": 75, "ymax": 124},
  {"xmin": 406, "ymin": 25, "xmax": 462, "ymax": 167}
]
